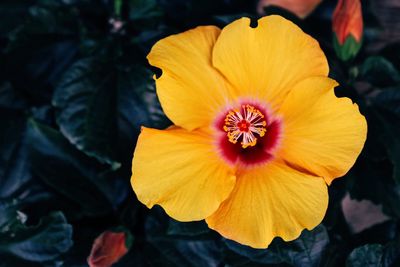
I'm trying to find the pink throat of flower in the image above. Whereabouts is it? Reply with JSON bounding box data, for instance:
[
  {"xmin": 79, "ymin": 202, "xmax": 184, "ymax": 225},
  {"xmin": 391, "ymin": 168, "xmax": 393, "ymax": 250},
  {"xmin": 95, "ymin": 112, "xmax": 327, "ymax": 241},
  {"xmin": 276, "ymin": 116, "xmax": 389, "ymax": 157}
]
[{"xmin": 215, "ymin": 101, "xmax": 282, "ymax": 167}]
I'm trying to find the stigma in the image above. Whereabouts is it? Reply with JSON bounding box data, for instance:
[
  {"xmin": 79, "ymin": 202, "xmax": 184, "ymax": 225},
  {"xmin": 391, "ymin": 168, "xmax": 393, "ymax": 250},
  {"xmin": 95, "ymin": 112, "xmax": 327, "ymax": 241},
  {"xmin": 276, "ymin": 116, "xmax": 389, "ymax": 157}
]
[{"xmin": 223, "ymin": 104, "xmax": 267, "ymax": 148}]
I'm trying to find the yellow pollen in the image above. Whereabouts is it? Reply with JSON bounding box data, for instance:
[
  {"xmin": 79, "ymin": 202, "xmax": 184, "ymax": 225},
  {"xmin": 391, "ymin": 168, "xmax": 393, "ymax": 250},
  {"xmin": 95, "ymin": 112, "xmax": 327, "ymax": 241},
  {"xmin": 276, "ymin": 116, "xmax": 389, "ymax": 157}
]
[{"xmin": 223, "ymin": 104, "xmax": 267, "ymax": 148}]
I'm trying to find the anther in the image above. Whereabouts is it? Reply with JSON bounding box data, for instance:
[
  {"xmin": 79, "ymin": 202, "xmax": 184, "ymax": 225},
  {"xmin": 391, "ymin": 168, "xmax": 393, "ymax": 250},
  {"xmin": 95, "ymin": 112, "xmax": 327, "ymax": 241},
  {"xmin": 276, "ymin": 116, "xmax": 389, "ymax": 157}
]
[{"xmin": 223, "ymin": 105, "xmax": 267, "ymax": 148}]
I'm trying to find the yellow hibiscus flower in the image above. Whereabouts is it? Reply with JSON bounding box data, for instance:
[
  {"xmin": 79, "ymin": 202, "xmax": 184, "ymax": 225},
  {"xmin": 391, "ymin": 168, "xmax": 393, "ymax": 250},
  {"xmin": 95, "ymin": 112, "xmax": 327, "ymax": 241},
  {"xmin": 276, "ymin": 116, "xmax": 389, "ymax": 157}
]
[{"xmin": 131, "ymin": 15, "xmax": 367, "ymax": 249}]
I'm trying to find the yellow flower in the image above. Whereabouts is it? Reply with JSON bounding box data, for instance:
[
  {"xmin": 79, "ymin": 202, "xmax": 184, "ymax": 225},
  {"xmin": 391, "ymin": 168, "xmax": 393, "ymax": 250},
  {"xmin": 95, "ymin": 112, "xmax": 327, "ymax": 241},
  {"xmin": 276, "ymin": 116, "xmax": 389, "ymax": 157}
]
[{"xmin": 131, "ymin": 15, "xmax": 367, "ymax": 249}]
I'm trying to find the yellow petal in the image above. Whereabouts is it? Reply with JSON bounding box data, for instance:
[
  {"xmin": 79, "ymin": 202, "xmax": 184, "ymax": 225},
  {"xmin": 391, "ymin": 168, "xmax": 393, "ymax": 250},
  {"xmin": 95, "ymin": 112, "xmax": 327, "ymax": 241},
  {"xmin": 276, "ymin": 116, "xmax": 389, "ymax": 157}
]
[
  {"xmin": 148, "ymin": 26, "xmax": 234, "ymax": 130},
  {"xmin": 212, "ymin": 15, "xmax": 328, "ymax": 110},
  {"xmin": 131, "ymin": 127, "xmax": 236, "ymax": 221},
  {"xmin": 206, "ymin": 161, "xmax": 328, "ymax": 248},
  {"xmin": 278, "ymin": 76, "xmax": 367, "ymax": 185}
]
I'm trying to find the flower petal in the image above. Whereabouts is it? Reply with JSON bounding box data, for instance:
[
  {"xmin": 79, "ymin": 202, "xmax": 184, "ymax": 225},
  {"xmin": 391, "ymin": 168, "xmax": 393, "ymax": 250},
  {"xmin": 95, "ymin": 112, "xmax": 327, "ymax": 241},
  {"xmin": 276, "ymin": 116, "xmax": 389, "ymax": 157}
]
[
  {"xmin": 131, "ymin": 127, "xmax": 236, "ymax": 221},
  {"xmin": 148, "ymin": 26, "xmax": 234, "ymax": 130},
  {"xmin": 206, "ymin": 161, "xmax": 328, "ymax": 248},
  {"xmin": 88, "ymin": 231, "xmax": 129, "ymax": 267},
  {"xmin": 278, "ymin": 76, "xmax": 367, "ymax": 185},
  {"xmin": 212, "ymin": 15, "xmax": 328, "ymax": 110},
  {"xmin": 333, "ymin": 0, "xmax": 363, "ymax": 44}
]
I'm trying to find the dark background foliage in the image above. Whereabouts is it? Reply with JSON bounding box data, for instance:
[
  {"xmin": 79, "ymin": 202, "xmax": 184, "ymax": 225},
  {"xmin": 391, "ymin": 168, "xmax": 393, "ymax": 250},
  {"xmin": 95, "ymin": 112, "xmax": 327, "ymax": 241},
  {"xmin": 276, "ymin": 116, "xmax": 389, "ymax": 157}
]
[{"xmin": 1, "ymin": 0, "xmax": 400, "ymax": 266}]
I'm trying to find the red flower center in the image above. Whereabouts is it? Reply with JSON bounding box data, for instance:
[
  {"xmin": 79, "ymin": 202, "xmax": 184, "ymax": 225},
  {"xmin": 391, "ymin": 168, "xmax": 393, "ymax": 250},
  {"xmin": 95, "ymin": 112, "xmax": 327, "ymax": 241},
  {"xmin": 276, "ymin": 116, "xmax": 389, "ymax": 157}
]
[
  {"xmin": 215, "ymin": 102, "xmax": 282, "ymax": 167},
  {"xmin": 223, "ymin": 104, "xmax": 267, "ymax": 148},
  {"xmin": 237, "ymin": 120, "xmax": 250, "ymax": 132}
]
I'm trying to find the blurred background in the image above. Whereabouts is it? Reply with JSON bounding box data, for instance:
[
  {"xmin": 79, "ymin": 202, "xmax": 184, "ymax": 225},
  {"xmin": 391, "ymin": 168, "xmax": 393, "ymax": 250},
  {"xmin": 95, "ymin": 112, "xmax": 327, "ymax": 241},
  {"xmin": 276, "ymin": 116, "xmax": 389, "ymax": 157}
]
[{"xmin": 1, "ymin": 0, "xmax": 400, "ymax": 266}]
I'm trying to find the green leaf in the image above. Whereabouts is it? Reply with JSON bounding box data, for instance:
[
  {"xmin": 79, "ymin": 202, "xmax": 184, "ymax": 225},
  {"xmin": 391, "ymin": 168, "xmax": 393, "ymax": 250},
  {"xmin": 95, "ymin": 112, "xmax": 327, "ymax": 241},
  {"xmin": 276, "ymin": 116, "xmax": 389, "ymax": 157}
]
[
  {"xmin": 2, "ymin": 1, "xmax": 80, "ymax": 105},
  {"xmin": 0, "ymin": 109, "xmax": 30, "ymax": 198},
  {"xmin": 346, "ymin": 244, "xmax": 384, "ymax": 267},
  {"xmin": 346, "ymin": 110, "xmax": 400, "ymax": 219},
  {"xmin": 224, "ymin": 225, "xmax": 329, "ymax": 267},
  {"xmin": 375, "ymin": 110, "xmax": 400, "ymax": 184},
  {"xmin": 52, "ymin": 58, "xmax": 120, "ymax": 168},
  {"xmin": 382, "ymin": 42, "xmax": 400, "ymax": 71},
  {"xmin": 381, "ymin": 239, "xmax": 400, "ymax": 266},
  {"xmin": 359, "ymin": 56, "xmax": 400, "ymax": 87},
  {"xmin": 345, "ymin": 240, "xmax": 400, "ymax": 267},
  {"xmin": 333, "ymin": 34, "xmax": 362, "ymax": 62},
  {"xmin": 53, "ymin": 57, "xmax": 170, "ymax": 167},
  {"xmin": 0, "ymin": 82, "xmax": 27, "ymax": 110},
  {"xmin": 347, "ymin": 160, "xmax": 400, "ymax": 219},
  {"xmin": 27, "ymin": 119, "xmax": 114, "ymax": 216},
  {"xmin": 4, "ymin": 39, "xmax": 79, "ymax": 104},
  {"xmin": 0, "ymin": 198, "xmax": 21, "ymax": 229},
  {"xmin": 0, "ymin": 1, "xmax": 31, "ymax": 36},
  {"xmin": 373, "ymin": 87, "xmax": 400, "ymax": 116},
  {"xmin": 167, "ymin": 219, "xmax": 212, "ymax": 239},
  {"xmin": 129, "ymin": 0, "xmax": 163, "ymax": 21},
  {"xmin": 115, "ymin": 62, "xmax": 171, "ymax": 136},
  {"xmin": 144, "ymin": 209, "xmax": 222, "ymax": 267},
  {"xmin": 0, "ymin": 211, "xmax": 73, "ymax": 262},
  {"xmin": 213, "ymin": 14, "xmax": 252, "ymax": 25},
  {"xmin": 114, "ymin": 0, "xmax": 123, "ymax": 17},
  {"xmin": 224, "ymin": 240, "xmax": 281, "ymax": 265}
]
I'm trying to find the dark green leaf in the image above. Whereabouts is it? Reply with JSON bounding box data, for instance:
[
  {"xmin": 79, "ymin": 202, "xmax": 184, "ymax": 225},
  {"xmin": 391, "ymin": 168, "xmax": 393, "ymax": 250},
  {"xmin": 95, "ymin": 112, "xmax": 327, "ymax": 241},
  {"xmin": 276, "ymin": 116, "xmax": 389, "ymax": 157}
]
[
  {"xmin": 167, "ymin": 220, "xmax": 212, "ymax": 239},
  {"xmin": 0, "ymin": 198, "xmax": 21, "ymax": 229},
  {"xmin": 341, "ymin": 235, "xmax": 400, "ymax": 267},
  {"xmin": 346, "ymin": 109, "xmax": 400, "ymax": 218},
  {"xmin": 0, "ymin": 211, "xmax": 73, "ymax": 262},
  {"xmin": 27, "ymin": 119, "xmax": 114, "ymax": 216},
  {"xmin": 53, "ymin": 57, "xmax": 120, "ymax": 168},
  {"xmin": 53, "ymin": 57, "xmax": 170, "ymax": 167},
  {"xmin": 0, "ymin": 109, "xmax": 30, "ymax": 198},
  {"xmin": 0, "ymin": 1, "xmax": 32, "ymax": 36},
  {"xmin": 115, "ymin": 61, "xmax": 171, "ymax": 144},
  {"xmin": 382, "ymin": 42, "xmax": 400, "ymax": 71},
  {"xmin": 359, "ymin": 56, "xmax": 400, "ymax": 87},
  {"xmin": 375, "ymin": 110, "xmax": 400, "ymax": 183},
  {"xmin": 279, "ymin": 225, "xmax": 330, "ymax": 267},
  {"xmin": 333, "ymin": 34, "xmax": 362, "ymax": 62},
  {"xmin": 347, "ymin": 159, "xmax": 400, "ymax": 219},
  {"xmin": 224, "ymin": 240, "xmax": 282, "ymax": 265},
  {"xmin": 0, "ymin": 82, "xmax": 27, "ymax": 110},
  {"xmin": 373, "ymin": 87, "xmax": 400, "ymax": 116},
  {"xmin": 144, "ymin": 209, "xmax": 222, "ymax": 267},
  {"xmin": 225, "ymin": 225, "xmax": 329, "ymax": 267},
  {"xmin": 381, "ymin": 239, "xmax": 400, "ymax": 267},
  {"xmin": 346, "ymin": 244, "xmax": 383, "ymax": 267},
  {"xmin": 129, "ymin": 0, "xmax": 162, "ymax": 21},
  {"xmin": 213, "ymin": 14, "xmax": 252, "ymax": 25},
  {"xmin": 3, "ymin": 1, "xmax": 79, "ymax": 104}
]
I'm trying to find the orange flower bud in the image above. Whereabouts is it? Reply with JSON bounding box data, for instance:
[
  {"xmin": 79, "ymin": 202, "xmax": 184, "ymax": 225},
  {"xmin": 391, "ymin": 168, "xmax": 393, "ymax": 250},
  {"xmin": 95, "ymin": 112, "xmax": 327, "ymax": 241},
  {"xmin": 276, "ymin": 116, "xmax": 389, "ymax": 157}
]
[
  {"xmin": 257, "ymin": 0, "xmax": 322, "ymax": 18},
  {"xmin": 87, "ymin": 231, "xmax": 129, "ymax": 267},
  {"xmin": 332, "ymin": 0, "xmax": 363, "ymax": 45},
  {"xmin": 332, "ymin": 0, "xmax": 363, "ymax": 61}
]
